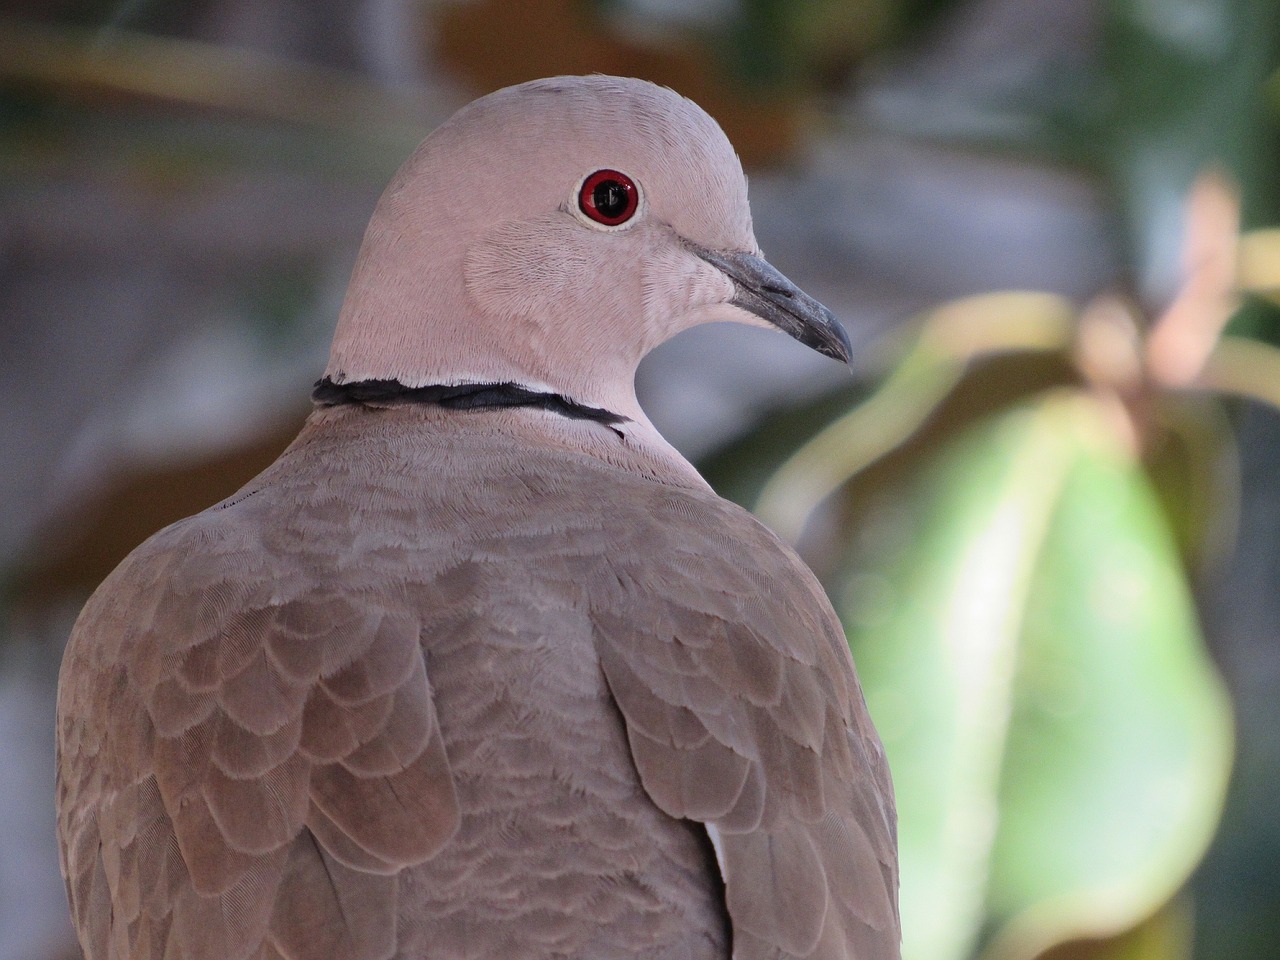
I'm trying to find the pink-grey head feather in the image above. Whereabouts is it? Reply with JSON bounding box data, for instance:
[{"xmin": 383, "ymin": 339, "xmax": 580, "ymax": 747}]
[{"xmin": 327, "ymin": 76, "xmax": 788, "ymax": 425}]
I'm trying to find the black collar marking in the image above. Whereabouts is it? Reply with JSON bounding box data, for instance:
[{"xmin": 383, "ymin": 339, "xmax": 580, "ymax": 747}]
[{"xmin": 312, "ymin": 377, "xmax": 630, "ymax": 427}]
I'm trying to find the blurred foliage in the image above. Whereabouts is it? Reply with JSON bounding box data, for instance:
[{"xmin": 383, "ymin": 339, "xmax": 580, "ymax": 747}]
[
  {"xmin": 0, "ymin": 14, "xmax": 430, "ymax": 178},
  {"xmin": 701, "ymin": 2, "xmax": 1280, "ymax": 960},
  {"xmin": 739, "ymin": 0, "xmax": 973, "ymax": 89},
  {"xmin": 1100, "ymin": 0, "xmax": 1279, "ymax": 251},
  {"xmin": 848, "ymin": 392, "xmax": 1232, "ymax": 960},
  {"xmin": 604, "ymin": 0, "xmax": 967, "ymax": 92},
  {"xmin": 1099, "ymin": 0, "xmax": 1280, "ymax": 350},
  {"xmin": 709, "ymin": 209, "xmax": 1280, "ymax": 960}
]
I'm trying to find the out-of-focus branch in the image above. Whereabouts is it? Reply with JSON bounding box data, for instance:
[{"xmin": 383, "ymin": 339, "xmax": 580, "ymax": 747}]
[
  {"xmin": 754, "ymin": 169, "xmax": 1280, "ymax": 546},
  {"xmin": 1196, "ymin": 336, "xmax": 1280, "ymax": 412},
  {"xmin": 755, "ymin": 292, "xmax": 1076, "ymax": 543},
  {"xmin": 1146, "ymin": 171, "xmax": 1241, "ymax": 388},
  {"xmin": 1237, "ymin": 228, "xmax": 1280, "ymax": 304},
  {"xmin": 0, "ymin": 15, "xmax": 441, "ymax": 134}
]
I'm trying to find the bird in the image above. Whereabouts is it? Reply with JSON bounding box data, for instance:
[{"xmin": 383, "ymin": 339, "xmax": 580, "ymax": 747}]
[{"xmin": 55, "ymin": 75, "xmax": 899, "ymax": 960}]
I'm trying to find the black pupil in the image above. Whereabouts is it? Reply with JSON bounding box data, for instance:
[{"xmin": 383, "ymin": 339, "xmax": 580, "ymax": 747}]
[{"xmin": 593, "ymin": 179, "xmax": 628, "ymax": 218}]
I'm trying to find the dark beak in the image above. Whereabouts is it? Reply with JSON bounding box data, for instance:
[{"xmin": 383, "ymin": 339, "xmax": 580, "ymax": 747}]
[{"xmin": 689, "ymin": 244, "xmax": 852, "ymax": 364}]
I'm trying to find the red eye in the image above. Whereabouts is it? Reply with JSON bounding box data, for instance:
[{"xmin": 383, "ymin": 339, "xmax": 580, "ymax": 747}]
[{"xmin": 578, "ymin": 169, "xmax": 639, "ymax": 226}]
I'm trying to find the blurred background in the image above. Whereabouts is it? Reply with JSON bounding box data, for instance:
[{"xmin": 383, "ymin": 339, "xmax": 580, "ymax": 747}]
[{"xmin": 2, "ymin": 1, "xmax": 1279, "ymax": 958}]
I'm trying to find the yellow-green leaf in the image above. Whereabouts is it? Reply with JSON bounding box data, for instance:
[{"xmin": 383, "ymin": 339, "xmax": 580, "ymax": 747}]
[{"xmin": 842, "ymin": 391, "xmax": 1233, "ymax": 960}]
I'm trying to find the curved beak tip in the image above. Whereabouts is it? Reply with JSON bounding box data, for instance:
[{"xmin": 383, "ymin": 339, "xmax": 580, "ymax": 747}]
[
  {"xmin": 690, "ymin": 243, "xmax": 853, "ymax": 365},
  {"xmin": 809, "ymin": 306, "xmax": 854, "ymax": 365}
]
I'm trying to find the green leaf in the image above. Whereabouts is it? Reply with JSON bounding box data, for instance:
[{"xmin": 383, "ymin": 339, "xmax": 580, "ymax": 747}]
[
  {"xmin": 840, "ymin": 391, "xmax": 1233, "ymax": 960},
  {"xmin": 1035, "ymin": 896, "xmax": 1194, "ymax": 960}
]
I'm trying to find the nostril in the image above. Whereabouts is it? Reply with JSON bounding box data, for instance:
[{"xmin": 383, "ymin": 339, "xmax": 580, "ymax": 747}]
[{"xmin": 763, "ymin": 283, "xmax": 794, "ymax": 298}]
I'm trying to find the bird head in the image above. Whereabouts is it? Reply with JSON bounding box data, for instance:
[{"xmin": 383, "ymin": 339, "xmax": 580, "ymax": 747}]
[{"xmin": 327, "ymin": 75, "xmax": 850, "ymax": 423}]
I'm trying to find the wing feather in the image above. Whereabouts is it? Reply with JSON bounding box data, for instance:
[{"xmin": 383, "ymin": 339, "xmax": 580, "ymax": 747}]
[
  {"xmin": 594, "ymin": 489, "xmax": 901, "ymax": 960},
  {"xmin": 56, "ymin": 509, "xmax": 460, "ymax": 960},
  {"xmin": 267, "ymin": 831, "xmax": 397, "ymax": 960}
]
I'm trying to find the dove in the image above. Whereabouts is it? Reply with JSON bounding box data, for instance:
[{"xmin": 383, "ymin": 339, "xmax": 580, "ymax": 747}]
[{"xmin": 55, "ymin": 75, "xmax": 899, "ymax": 960}]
